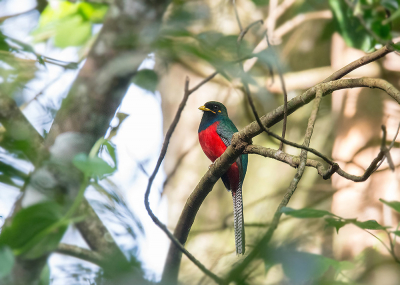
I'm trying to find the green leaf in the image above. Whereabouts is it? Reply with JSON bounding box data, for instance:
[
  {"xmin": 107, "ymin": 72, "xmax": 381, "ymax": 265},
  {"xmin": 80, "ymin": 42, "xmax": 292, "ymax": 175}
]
[
  {"xmin": 264, "ymin": 247, "xmax": 354, "ymax": 283},
  {"xmin": 103, "ymin": 140, "xmax": 117, "ymax": 166},
  {"xmin": 23, "ymin": 224, "xmax": 68, "ymax": 259},
  {"xmin": 32, "ymin": 1, "xmax": 100, "ymax": 47},
  {"xmin": 0, "ymin": 202, "xmax": 65, "ymax": 256},
  {"xmin": 0, "ymin": 246, "xmax": 14, "ymax": 279},
  {"xmin": 334, "ymin": 260, "xmax": 355, "ymax": 271},
  {"xmin": 278, "ymin": 250, "xmax": 341, "ymax": 282},
  {"xmin": 380, "ymin": 198, "xmax": 400, "ymax": 213},
  {"xmin": 78, "ymin": 2, "xmax": 108, "ymax": 23},
  {"xmin": 354, "ymin": 220, "xmax": 388, "ymax": 230},
  {"xmin": 384, "ymin": 9, "xmax": 400, "ymax": 23},
  {"xmin": 54, "ymin": 16, "xmax": 92, "ymax": 48},
  {"xmin": 39, "ymin": 264, "xmax": 50, "ymax": 285},
  {"xmin": 255, "ymin": 49, "xmax": 274, "ymax": 66},
  {"xmin": 251, "ymin": 0, "xmax": 269, "ymax": 6},
  {"xmin": 281, "ymin": 207, "xmax": 333, "ymax": 218},
  {"xmin": 381, "ymin": 0, "xmax": 399, "ymax": 10},
  {"xmin": 132, "ymin": 69, "xmax": 159, "ymax": 93},
  {"xmin": 38, "ymin": 1, "xmax": 79, "ymax": 27},
  {"xmin": 325, "ymin": 217, "xmax": 350, "ymax": 233},
  {"xmin": 391, "ymin": 231, "xmax": 400, "ymax": 236},
  {"xmin": 73, "ymin": 153, "xmax": 116, "ymax": 177},
  {"xmin": 329, "ymin": 0, "xmax": 374, "ymax": 51}
]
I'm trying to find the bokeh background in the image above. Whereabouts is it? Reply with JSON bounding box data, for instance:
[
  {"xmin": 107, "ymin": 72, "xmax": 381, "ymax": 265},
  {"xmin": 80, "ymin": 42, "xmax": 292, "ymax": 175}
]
[{"xmin": 1, "ymin": 0, "xmax": 400, "ymax": 284}]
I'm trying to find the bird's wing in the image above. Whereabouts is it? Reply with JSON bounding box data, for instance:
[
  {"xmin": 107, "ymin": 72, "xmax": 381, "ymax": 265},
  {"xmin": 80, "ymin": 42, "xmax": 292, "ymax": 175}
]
[
  {"xmin": 217, "ymin": 118, "xmax": 248, "ymax": 185},
  {"xmin": 216, "ymin": 118, "xmax": 238, "ymax": 147}
]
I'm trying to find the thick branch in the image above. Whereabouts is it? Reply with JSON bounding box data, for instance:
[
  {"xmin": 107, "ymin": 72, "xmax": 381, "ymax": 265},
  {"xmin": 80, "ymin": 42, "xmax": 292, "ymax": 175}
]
[
  {"xmin": 225, "ymin": 87, "xmax": 324, "ymax": 284},
  {"xmin": 5, "ymin": 0, "xmax": 170, "ymax": 284},
  {"xmin": 148, "ymin": 74, "xmax": 223, "ymax": 284},
  {"xmin": 0, "ymin": 92, "xmax": 125, "ymax": 273},
  {"xmin": 162, "ymin": 77, "xmax": 400, "ymax": 282}
]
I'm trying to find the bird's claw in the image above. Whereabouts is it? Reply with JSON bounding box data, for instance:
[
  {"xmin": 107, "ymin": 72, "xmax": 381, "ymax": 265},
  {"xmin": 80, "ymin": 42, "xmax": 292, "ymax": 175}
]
[{"xmin": 208, "ymin": 162, "xmax": 215, "ymax": 169}]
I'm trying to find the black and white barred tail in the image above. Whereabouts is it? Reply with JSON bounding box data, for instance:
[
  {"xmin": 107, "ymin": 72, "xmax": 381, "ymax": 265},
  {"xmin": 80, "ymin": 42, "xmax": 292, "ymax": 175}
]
[{"xmin": 232, "ymin": 187, "xmax": 245, "ymax": 255}]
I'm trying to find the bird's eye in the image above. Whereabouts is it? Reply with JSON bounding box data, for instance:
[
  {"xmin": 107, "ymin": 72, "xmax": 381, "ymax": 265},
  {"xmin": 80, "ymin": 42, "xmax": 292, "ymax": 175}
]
[{"xmin": 214, "ymin": 106, "xmax": 218, "ymax": 110}]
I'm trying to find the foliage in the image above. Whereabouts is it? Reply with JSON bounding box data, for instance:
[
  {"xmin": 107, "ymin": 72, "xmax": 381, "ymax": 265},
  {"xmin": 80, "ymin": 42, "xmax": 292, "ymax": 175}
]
[
  {"xmin": 132, "ymin": 69, "xmax": 159, "ymax": 94},
  {"xmin": 32, "ymin": 1, "xmax": 108, "ymax": 48},
  {"xmin": 263, "ymin": 247, "xmax": 354, "ymax": 284},
  {"xmin": 0, "ymin": 202, "xmax": 66, "ymax": 257},
  {"xmin": 0, "ymin": 0, "xmax": 399, "ymax": 284},
  {"xmin": 329, "ymin": 0, "xmax": 400, "ymax": 51},
  {"xmin": 282, "ymin": 197, "xmax": 400, "ymax": 261},
  {"xmin": 0, "ymin": 246, "xmax": 14, "ymax": 279}
]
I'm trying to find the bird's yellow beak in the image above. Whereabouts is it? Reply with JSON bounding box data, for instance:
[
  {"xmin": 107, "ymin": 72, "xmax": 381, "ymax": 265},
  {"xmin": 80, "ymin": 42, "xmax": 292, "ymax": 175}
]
[{"xmin": 198, "ymin": 106, "xmax": 215, "ymax": 113}]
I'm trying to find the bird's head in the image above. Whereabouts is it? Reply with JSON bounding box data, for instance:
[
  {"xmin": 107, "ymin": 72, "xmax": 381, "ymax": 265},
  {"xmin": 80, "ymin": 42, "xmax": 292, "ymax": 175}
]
[{"xmin": 198, "ymin": 101, "xmax": 228, "ymax": 117}]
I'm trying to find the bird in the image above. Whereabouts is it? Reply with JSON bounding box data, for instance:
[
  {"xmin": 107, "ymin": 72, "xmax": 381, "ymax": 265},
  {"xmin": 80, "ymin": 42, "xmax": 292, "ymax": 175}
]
[{"xmin": 198, "ymin": 101, "xmax": 248, "ymax": 255}]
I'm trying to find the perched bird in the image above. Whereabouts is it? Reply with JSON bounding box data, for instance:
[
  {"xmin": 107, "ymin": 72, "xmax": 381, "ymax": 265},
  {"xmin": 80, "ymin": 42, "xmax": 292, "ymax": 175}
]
[{"xmin": 198, "ymin": 101, "xmax": 248, "ymax": 255}]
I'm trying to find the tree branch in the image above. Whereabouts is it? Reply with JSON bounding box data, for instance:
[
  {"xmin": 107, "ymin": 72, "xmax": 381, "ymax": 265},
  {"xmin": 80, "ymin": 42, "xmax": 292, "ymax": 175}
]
[
  {"xmin": 245, "ymin": 145, "xmax": 334, "ymax": 178},
  {"xmin": 147, "ymin": 74, "xmax": 223, "ymax": 284},
  {"xmin": 245, "ymin": 132, "xmax": 400, "ymax": 183},
  {"xmin": 162, "ymin": 76, "xmax": 400, "ymax": 283},
  {"xmin": 322, "ymin": 43, "xmax": 395, "ymax": 82},
  {"xmin": 264, "ymin": 33, "xmax": 288, "ymax": 151},
  {"xmin": 4, "ymin": 0, "xmax": 170, "ymax": 283},
  {"xmin": 274, "ymin": 10, "xmax": 332, "ymax": 39},
  {"xmin": 274, "ymin": 0, "xmax": 297, "ymax": 20},
  {"xmin": 0, "ymin": 91, "xmax": 126, "ymax": 274},
  {"xmin": 56, "ymin": 243, "xmax": 105, "ymax": 267},
  {"xmin": 0, "ymin": 7, "xmax": 37, "ymax": 23},
  {"xmin": 225, "ymin": 86, "xmax": 324, "ymax": 284}
]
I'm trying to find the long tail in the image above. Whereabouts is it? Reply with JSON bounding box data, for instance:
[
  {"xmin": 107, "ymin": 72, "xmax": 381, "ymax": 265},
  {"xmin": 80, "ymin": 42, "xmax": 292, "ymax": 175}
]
[{"xmin": 232, "ymin": 187, "xmax": 245, "ymax": 255}]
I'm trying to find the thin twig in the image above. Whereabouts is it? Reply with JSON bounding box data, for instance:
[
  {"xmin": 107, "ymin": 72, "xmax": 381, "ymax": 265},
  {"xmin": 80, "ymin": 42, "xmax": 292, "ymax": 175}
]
[
  {"xmin": 393, "ymin": 222, "xmax": 400, "ymax": 249},
  {"xmin": 386, "ymin": 231, "xmax": 400, "ymax": 263},
  {"xmin": 162, "ymin": 48, "xmax": 400, "ymax": 282},
  {"xmin": 364, "ymin": 230, "xmax": 400, "ymax": 263},
  {"xmin": 389, "ymin": 122, "xmax": 400, "ymax": 150},
  {"xmin": 236, "ymin": 1, "xmax": 323, "ymax": 162},
  {"xmin": 145, "ymin": 75, "xmax": 223, "ymax": 284},
  {"xmin": 163, "ymin": 141, "xmax": 196, "ymax": 191},
  {"xmin": 232, "ymin": 0, "xmax": 243, "ymax": 32},
  {"xmin": 265, "ymin": 33, "xmax": 288, "ymax": 151},
  {"xmin": 163, "ymin": 77, "xmax": 400, "ymax": 283},
  {"xmin": 0, "ymin": 7, "xmax": 36, "ymax": 23},
  {"xmin": 238, "ymin": 20, "xmax": 264, "ymax": 42},
  {"xmin": 2, "ymin": 36, "xmax": 80, "ymax": 69},
  {"xmin": 226, "ymin": 87, "xmax": 324, "ymax": 283},
  {"xmin": 244, "ymin": 82, "xmax": 333, "ymax": 164},
  {"xmin": 56, "ymin": 243, "xmax": 105, "ymax": 267},
  {"xmin": 374, "ymin": 122, "xmax": 400, "ymax": 172},
  {"xmin": 322, "ymin": 43, "xmax": 395, "ymax": 82},
  {"xmin": 20, "ymin": 74, "xmax": 63, "ymax": 110}
]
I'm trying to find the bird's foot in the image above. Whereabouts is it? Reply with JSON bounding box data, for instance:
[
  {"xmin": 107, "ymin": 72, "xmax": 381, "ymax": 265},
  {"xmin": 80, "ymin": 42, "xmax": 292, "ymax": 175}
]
[{"xmin": 208, "ymin": 162, "xmax": 215, "ymax": 169}]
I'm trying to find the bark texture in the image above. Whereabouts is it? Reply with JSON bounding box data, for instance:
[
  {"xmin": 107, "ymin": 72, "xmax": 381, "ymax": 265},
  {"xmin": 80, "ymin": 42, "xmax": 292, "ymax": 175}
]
[{"xmin": 3, "ymin": 0, "xmax": 170, "ymax": 284}]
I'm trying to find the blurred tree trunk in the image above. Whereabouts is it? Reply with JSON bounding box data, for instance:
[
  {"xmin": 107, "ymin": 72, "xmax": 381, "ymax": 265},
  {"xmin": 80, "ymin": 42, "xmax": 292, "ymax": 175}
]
[{"xmin": 330, "ymin": 33, "xmax": 400, "ymax": 267}]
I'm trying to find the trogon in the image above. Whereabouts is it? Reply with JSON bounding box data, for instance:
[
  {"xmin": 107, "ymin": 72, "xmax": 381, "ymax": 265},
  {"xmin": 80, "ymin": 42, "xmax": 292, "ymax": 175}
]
[{"xmin": 198, "ymin": 101, "xmax": 248, "ymax": 255}]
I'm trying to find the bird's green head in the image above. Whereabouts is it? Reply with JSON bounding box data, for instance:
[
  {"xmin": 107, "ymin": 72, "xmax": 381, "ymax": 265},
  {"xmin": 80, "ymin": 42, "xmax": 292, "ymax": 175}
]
[{"xmin": 198, "ymin": 101, "xmax": 228, "ymax": 117}]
